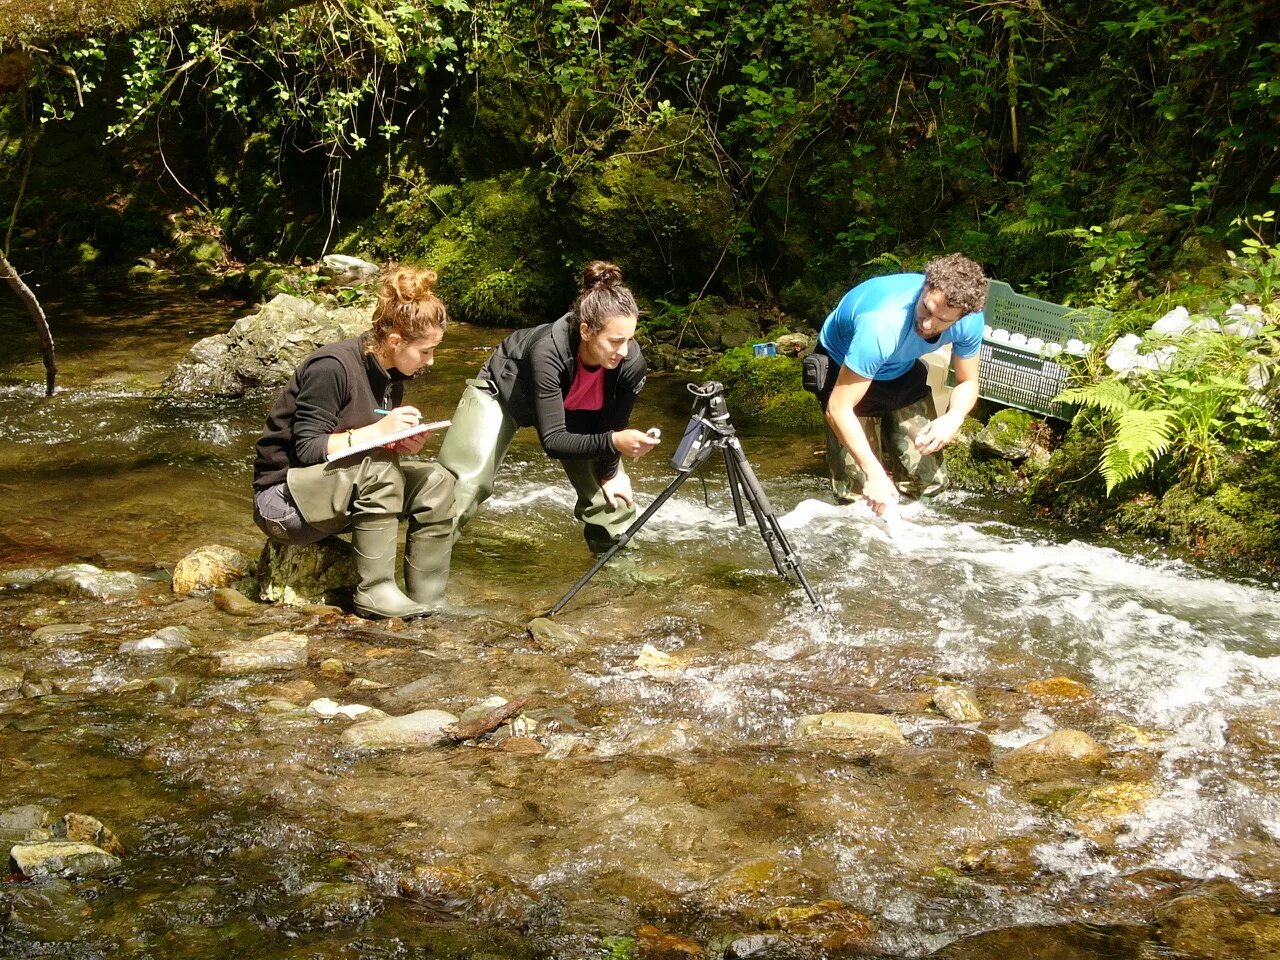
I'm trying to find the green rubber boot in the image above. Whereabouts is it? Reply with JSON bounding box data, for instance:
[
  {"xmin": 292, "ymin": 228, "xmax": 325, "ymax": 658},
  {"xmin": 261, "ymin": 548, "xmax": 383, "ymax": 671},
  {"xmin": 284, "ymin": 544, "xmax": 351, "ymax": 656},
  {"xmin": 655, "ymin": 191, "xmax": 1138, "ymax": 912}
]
[
  {"xmin": 350, "ymin": 516, "xmax": 431, "ymax": 620},
  {"xmin": 404, "ymin": 524, "xmax": 451, "ymax": 606}
]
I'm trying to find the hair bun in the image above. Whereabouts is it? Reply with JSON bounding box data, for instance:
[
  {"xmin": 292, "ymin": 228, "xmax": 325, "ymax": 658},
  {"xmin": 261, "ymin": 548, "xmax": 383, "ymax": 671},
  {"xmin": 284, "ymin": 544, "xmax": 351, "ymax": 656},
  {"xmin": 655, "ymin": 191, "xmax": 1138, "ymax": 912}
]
[
  {"xmin": 383, "ymin": 264, "xmax": 437, "ymax": 304},
  {"xmin": 581, "ymin": 260, "xmax": 623, "ymax": 293}
]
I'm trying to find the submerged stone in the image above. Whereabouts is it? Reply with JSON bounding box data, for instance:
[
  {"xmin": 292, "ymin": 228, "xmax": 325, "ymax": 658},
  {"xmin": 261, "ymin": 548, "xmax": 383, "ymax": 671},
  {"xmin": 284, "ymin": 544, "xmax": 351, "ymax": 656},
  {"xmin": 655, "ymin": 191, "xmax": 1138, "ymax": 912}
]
[
  {"xmin": 527, "ymin": 617, "xmax": 581, "ymax": 655},
  {"xmin": 341, "ymin": 708, "xmax": 458, "ymax": 748},
  {"xmin": 0, "ymin": 667, "xmax": 26, "ymax": 694},
  {"xmin": 214, "ymin": 631, "xmax": 309, "ymax": 674},
  {"xmin": 997, "ymin": 729, "xmax": 1108, "ymax": 781},
  {"xmin": 10, "ymin": 840, "xmax": 121, "ymax": 878},
  {"xmin": 172, "ymin": 544, "xmax": 254, "ymax": 595},
  {"xmin": 1022, "ymin": 676, "xmax": 1095, "ymax": 703},
  {"xmin": 119, "ymin": 625, "xmax": 194, "ymax": 654},
  {"xmin": 25, "ymin": 563, "xmax": 150, "ymax": 600},
  {"xmin": 213, "ymin": 586, "xmax": 260, "ymax": 616},
  {"xmin": 283, "ymin": 880, "xmax": 379, "ymax": 931},
  {"xmin": 792, "ymin": 712, "xmax": 906, "ymax": 745},
  {"xmin": 635, "ymin": 923, "xmax": 704, "ymax": 959},
  {"xmin": 31, "ymin": 623, "xmax": 94, "ymax": 641}
]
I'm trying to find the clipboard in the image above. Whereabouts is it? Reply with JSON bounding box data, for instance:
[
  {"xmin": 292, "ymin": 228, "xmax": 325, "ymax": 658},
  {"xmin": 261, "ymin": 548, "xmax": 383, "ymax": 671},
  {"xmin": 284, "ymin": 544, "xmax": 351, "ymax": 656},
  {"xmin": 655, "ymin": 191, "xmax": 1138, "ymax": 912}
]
[{"xmin": 325, "ymin": 419, "xmax": 451, "ymax": 462}]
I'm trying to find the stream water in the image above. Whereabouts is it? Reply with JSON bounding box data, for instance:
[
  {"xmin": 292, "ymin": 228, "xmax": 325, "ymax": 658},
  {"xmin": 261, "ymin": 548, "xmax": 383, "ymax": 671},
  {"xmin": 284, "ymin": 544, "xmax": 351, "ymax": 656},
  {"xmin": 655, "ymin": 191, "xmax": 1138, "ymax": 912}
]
[{"xmin": 1, "ymin": 288, "xmax": 1279, "ymax": 959}]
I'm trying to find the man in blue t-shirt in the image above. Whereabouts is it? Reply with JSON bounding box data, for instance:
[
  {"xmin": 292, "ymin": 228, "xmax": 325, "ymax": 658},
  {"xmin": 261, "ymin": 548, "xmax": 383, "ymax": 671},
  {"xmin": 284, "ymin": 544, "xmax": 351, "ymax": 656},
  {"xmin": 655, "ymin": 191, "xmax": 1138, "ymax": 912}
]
[{"xmin": 813, "ymin": 253, "xmax": 987, "ymax": 515}]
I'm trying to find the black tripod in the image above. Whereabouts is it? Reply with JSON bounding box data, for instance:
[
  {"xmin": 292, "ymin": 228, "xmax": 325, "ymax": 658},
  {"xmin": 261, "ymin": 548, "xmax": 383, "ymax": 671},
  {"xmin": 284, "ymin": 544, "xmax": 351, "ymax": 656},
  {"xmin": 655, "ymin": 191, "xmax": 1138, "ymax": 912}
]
[{"xmin": 549, "ymin": 382, "xmax": 824, "ymax": 616}]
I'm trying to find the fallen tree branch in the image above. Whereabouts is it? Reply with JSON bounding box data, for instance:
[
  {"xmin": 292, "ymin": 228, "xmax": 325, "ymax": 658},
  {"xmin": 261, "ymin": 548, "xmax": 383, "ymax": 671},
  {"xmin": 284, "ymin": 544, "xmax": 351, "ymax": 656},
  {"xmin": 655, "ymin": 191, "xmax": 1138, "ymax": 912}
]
[
  {"xmin": 441, "ymin": 696, "xmax": 530, "ymax": 744},
  {"xmin": 0, "ymin": 251, "xmax": 56, "ymax": 395}
]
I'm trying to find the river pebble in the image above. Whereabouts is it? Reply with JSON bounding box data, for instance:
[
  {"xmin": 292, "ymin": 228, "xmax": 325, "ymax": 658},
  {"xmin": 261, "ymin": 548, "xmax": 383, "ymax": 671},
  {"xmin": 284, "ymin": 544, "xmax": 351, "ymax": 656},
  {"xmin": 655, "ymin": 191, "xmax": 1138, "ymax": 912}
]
[
  {"xmin": 214, "ymin": 630, "xmax": 309, "ymax": 674},
  {"xmin": 341, "ymin": 708, "xmax": 458, "ymax": 748},
  {"xmin": 792, "ymin": 711, "xmax": 906, "ymax": 745},
  {"xmin": 931, "ymin": 685, "xmax": 983, "ymax": 722},
  {"xmin": 119, "ymin": 625, "xmax": 193, "ymax": 654},
  {"xmin": 213, "ymin": 586, "xmax": 260, "ymax": 616}
]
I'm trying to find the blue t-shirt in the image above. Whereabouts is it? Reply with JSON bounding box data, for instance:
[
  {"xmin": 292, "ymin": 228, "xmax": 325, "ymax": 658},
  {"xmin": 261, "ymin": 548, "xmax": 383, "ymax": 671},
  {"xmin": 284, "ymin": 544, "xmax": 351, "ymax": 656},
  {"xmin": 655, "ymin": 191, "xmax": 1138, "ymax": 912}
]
[{"xmin": 817, "ymin": 273, "xmax": 984, "ymax": 380}]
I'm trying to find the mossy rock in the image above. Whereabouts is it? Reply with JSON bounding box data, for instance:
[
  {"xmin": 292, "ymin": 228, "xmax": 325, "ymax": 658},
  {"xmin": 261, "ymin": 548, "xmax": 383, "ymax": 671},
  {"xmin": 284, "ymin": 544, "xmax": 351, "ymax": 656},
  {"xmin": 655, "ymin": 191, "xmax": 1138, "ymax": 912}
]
[
  {"xmin": 973, "ymin": 409, "xmax": 1040, "ymax": 460},
  {"xmin": 944, "ymin": 418, "xmax": 1019, "ymax": 493},
  {"xmin": 704, "ymin": 346, "xmax": 823, "ymax": 431},
  {"xmin": 563, "ymin": 119, "xmax": 735, "ymax": 298},
  {"xmin": 343, "ymin": 170, "xmax": 566, "ymax": 327}
]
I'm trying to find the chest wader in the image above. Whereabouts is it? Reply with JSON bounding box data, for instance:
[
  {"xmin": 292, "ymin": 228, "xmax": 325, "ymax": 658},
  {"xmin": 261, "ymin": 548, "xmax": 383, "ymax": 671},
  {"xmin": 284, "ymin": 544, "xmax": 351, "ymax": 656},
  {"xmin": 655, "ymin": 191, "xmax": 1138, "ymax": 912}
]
[
  {"xmin": 287, "ymin": 450, "xmax": 456, "ymax": 620},
  {"xmin": 438, "ymin": 381, "xmax": 637, "ymax": 552},
  {"xmin": 821, "ymin": 359, "xmax": 948, "ymax": 502}
]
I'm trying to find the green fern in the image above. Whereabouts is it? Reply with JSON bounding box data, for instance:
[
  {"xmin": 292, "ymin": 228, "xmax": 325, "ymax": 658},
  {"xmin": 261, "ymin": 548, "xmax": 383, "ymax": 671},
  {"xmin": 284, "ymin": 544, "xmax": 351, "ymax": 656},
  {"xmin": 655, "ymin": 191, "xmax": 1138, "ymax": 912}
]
[
  {"xmin": 1056, "ymin": 379, "xmax": 1135, "ymax": 416},
  {"xmin": 1054, "ymin": 380, "xmax": 1176, "ymax": 492},
  {"xmin": 1101, "ymin": 408, "xmax": 1175, "ymax": 493}
]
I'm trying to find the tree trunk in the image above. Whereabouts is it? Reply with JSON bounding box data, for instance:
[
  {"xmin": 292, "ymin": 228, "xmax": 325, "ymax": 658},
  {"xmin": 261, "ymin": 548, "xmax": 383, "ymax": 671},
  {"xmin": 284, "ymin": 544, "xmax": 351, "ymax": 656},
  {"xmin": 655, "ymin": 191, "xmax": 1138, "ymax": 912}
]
[{"xmin": 0, "ymin": 252, "xmax": 57, "ymax": 395}]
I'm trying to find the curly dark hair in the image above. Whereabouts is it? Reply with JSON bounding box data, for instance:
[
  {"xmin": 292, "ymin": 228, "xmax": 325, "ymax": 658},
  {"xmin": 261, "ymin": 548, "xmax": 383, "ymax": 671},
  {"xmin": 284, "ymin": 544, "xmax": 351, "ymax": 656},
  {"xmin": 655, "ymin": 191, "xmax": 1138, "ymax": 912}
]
[{"xmin": 924, "ymin": 253, "xmax": 988, "ymax": 314}]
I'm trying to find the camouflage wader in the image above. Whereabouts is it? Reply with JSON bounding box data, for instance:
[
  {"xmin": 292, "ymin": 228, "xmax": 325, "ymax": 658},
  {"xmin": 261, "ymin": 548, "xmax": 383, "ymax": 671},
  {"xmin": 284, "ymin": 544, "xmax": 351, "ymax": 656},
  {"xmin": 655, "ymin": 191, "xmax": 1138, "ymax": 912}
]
[{"xmin": 825, "ymin": 394, "xmax": 948, "ymax": 502}]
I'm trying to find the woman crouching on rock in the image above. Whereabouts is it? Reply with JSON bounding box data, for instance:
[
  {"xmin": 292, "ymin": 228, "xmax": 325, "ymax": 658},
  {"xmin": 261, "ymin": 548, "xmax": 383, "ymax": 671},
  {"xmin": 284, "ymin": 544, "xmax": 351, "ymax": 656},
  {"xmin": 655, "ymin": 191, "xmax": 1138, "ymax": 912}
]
[
  {"xmin": 252, "ymin": 264, "xmax": 455, "ymax": 620},
  {"xmin": 438, "ymin": 260, "xmax": 660, "ymax": 553}
]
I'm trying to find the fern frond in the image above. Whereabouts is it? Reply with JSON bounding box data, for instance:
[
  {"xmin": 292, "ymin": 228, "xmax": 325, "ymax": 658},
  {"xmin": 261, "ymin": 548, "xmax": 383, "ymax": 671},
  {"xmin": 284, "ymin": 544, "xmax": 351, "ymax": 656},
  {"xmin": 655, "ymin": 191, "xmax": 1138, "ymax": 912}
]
[
  {"xmin": 1056, "ymin": 379, "xmax": 1135, "ymax": 415},
  {"xmin": 1000, "ymin": 216, "xmax": 1057, "ymax": 236},
  {"xmin": 864, "ymin": 252, "xmax": 903, "ymax": 270},
  {"xmin": 1101, "ymin": 408, "xmax": 1175, "ymax": 493}
]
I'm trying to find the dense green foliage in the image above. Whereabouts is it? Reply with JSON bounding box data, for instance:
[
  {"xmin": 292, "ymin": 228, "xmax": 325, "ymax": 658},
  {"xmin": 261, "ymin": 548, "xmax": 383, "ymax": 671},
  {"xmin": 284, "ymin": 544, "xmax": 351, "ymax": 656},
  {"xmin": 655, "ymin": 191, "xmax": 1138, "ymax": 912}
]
[{"xmin": 3, "ymin": 0, "xmax": 1277, "ymax": 312}]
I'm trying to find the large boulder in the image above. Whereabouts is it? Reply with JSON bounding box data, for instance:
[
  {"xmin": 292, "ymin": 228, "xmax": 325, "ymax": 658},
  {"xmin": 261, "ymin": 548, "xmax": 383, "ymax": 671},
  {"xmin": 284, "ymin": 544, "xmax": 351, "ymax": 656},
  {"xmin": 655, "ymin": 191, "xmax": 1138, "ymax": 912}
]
[
  {"xmin": 164, "ymin": 294, "xmax": 372, "ymax": 396},
  {"xmin": 257, "ymin": 538, "xmax": 357, "ymax": 606}
]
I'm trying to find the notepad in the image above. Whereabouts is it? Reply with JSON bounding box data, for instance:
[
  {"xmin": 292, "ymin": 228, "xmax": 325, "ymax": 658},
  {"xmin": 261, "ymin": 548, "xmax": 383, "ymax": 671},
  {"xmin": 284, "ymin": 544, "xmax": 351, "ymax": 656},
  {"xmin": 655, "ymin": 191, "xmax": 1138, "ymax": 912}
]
[{"xmin": 325, "ymin": 420, "xmax": 451, "ymax": 462}]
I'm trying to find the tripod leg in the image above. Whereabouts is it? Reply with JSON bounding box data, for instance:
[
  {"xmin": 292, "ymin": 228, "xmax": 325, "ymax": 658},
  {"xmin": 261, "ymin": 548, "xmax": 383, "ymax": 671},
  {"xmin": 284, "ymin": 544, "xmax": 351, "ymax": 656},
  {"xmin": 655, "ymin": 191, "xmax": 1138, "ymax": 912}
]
[
  {"xmin": 548, "ymin": 437, "xmax": 725, "ymax": 617},
  {"xmin": 727, "ymin": 440, "xmax": 825, "ymax": 612},
  {"xmin": 723, "ymin": 448, "xmax": 747, "ymax": 526}
]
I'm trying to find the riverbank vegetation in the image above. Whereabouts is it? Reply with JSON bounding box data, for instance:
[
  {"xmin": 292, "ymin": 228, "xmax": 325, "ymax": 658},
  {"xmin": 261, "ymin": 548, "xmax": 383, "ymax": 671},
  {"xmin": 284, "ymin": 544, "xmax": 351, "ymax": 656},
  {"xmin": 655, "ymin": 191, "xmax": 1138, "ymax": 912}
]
[{"xmin": 1, "ymin": 0, "xmax": 1278, "ymax": 574}]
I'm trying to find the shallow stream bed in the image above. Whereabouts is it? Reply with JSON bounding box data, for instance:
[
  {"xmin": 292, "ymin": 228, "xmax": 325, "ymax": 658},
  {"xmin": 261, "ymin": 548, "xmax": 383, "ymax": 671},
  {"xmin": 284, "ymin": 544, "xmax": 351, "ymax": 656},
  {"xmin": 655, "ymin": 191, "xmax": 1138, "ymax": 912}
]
[{"xmin": 2, "ymin": 289, "xmax": 1279, "ymax": 959}]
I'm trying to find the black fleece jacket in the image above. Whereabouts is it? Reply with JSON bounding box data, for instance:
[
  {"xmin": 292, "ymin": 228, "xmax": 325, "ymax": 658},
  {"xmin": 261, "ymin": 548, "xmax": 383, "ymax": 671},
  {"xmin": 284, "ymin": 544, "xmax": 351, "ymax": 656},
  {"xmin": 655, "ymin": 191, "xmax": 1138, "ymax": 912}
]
[{"xmin": 479, "ymin": 313, "xmax": 647, "ymax": 478}]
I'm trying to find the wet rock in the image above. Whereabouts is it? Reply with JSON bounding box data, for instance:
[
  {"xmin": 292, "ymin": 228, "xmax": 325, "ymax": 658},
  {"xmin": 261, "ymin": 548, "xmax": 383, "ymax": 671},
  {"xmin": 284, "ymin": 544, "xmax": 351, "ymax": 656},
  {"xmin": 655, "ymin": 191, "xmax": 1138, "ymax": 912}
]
[
  {"xmin": 214, "ymin": 631, "xmax": 309, "ymax": 674},
  {"xmin": 246, "ymin": 678, "xmax": 317, "ymax": 703},
  {"xmin": 1, "ymin": 567, "xmax": 46, "ymax": 588},
  {"xmin": 0, "ymin": 878, "xmax": 88, "ymax": 943},
  {"xmin": 149, "ymin": 676, "xmax": 188, "ymax": 697},
  {"xmin": 319, "ymin": 658, "xmax": 348, "ymax": 676},
  {"xmin": 257, "ymin": 538, "xmax": 357, "ymax": 606},
  {"xmin": 1157, "ymin": 880, "xmax": 1280, "ymax": 959},
  {"xmin": 956, "ymin": 835, "xmax": 1045, "ymax": 879},
  {"xmin": 763, "ymin": 899, "xmax": 875, "ymax": 952},
  {"xmin": 377, "ymin": 676, "xmax": 440, "ymax": 712},
  {"xmin": 931, "ymin": 921, "xmax": 1155, "ymax": 958},
  {"xmin": 996, "ymin": 729, "xmax": 1108, "ymax": 781},
  {"xmin": 142, "ymin": 883, "xmax": 225, "ymax": 927},
  {"xmin": 0, "ymin": 804, "xmax": 52, "ymax": 849},
  {"xmin": 25, "ymin": 563, "xmax": 150, "ymax": 600},
  {"xmin": 931, "ymin": 685, "xmax": 982, "ymax": 722},
  {"xmin": 172, "ymin": 545, "xmax": 255, "ymax": 595},
  {"xmin": 22, "ymin": 678, "xmax": 53, "ymax": 698},
  {"xmin": 165, "ymin": 293, "xmax": 372, "ymax": 396},
  {"xmin": 0, "ymin": 666, "xmax": 24, "ymax": 694},
  {"xmin": 31, "ymin": 623, "xmax": 94, "ymax": 641},
  {"xmin": 53, "ymin": 813, "xmax": 126, "ymax": 857},
  {"xmin": 916, "ymin": 726, "xmax": 994, "ymax": 762},
  {"xmin": 119, "ymin": 625, "xmax": 194, "ymax": 654},
  {"xmin": 1062, "ymin": 783, "xmax": 1156, "ymax": 845},
  {"xmin": 283, "ymin": 880, "xmax": 379, "ymax": 931},
  {"xmin": 307, "ymin": 698, "xmax": 382, "ymax": 721},
  {"xmin": 341, "ymin": 708, "xmax": 458, "ymax": 748},
  {"xmin": 635, "ymin": 643, "xmax": 682, "ymax": 674},
  {"xmin": 527, "ymin": 617, "xmax": 581, "ymax": 655},
  {"xmin": 460, "ymin": 695, "xmax": 509, "ymax": 724},
  {"xmin": 497, "ymin": 736, "xmax": 544, "ymax": 755},
  {"xmin": 346, "ymin": 677, "xmax": 388, "ymax": 692},
  {"xmin": 636, "ymin": 923, "xmax": 704, "ymax": 959},
  {"xmin": 213, "ymin": 586, "xmax": 260, "ymax": 616},
  {"xmin": 1021, "ymin": 676, "xmax": 1095, "ymax": 703},
  {"xmin": 723, "ymin": 933, "xmax": 799, "ymax": 959},
  {"xmin": 9, "ymin": 840, "xmax": 121, "ymax": 878},
  {"xmin": 792, "ymin": 712, "xmax": 906, "ymax": 746}
]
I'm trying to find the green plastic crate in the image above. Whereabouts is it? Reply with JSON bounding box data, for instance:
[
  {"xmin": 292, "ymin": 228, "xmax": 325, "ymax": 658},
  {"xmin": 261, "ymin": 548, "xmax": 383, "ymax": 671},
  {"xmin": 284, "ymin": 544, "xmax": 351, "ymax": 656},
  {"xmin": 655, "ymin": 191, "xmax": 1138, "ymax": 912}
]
[{"xmin": 976, "ymin": 281, "xmax": 1105, "ymax": 420}]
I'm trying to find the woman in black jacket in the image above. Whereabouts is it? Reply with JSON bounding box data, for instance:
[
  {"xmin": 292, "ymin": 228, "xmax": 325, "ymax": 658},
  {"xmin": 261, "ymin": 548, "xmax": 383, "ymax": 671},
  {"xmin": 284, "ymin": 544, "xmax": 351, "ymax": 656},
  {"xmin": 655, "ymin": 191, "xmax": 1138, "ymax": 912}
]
[
  {"xmin": 252, "ymin": 264, "xmax": 455, "ymax": 620},
  {"xmin": 438, "ymin": 261, "xmax": 660, "ymax": 552}
]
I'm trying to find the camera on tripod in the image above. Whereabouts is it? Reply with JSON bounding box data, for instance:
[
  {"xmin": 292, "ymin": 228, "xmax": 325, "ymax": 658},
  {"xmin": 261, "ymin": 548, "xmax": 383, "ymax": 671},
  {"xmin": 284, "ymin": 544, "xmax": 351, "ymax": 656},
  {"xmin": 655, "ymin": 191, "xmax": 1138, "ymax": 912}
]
[
  {"xmin": 548, "ymin": 378, "xmax": 824, "ymax": 616},
  {"xmin": 671, "ymin": 381, "xmax": 733, "ymax": 473}
]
